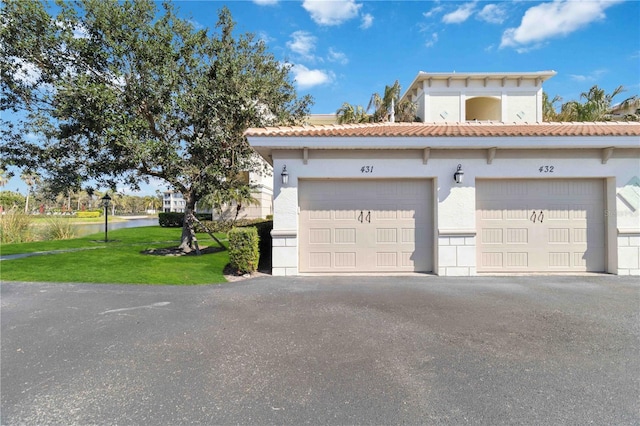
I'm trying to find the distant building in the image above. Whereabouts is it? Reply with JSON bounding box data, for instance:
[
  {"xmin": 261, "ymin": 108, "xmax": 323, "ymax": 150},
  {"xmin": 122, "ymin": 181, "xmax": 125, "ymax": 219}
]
[
  {"xmin": 306, "ymin": 114, "xmax": 338, "ymax": 125},
  {"xmin": 163, "ymin": 191, "xmax": 185, "ymax": 213}
]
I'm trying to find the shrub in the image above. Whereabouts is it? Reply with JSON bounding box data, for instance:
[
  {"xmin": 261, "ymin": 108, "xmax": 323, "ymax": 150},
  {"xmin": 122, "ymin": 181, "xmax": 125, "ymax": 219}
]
[
  {"xmin": 76, "ymin": 210, "xmax": 102, "ymax": 218},
  {"xmin": 40, "ymin": 216, "xmax": 76, "ymax": 240},
  {"xmin": 158, "ymin": 212, "xmax": 212, "ymax": 228},
  {"xmin": 228, "ymin": 227, "xmax": 260, "ymax": 274},
  {"xmin": 158, "ymin": 212, "xmax": 184, "ymax": 227},
  {"xmin": 0, "ymin": 209, "xmax": 34, "ymax": 243},
  {"xmin": 195, "ymin": 213, "xmax": 212, "ymax": 221},
  {"xmin": 241, "ymin": 220, "xmax": 272, "ymax": 271}
]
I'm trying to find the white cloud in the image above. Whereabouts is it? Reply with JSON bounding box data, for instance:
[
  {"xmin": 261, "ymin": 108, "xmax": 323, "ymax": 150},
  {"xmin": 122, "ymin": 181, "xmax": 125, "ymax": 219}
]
[
  {"xmin": 256, "ymin": 31, "xmax": 275, "ymax": 44},
  {"xmin": 423, "ymin": 6, "xmax": 444, "ymax": 19},
  {"xmin": 425, "ymin": 32, "xmax": 439, "ymax": 48},
  {"xmin": 442, "ymin": 2, "xmax": 476, "ymax": 24},
  {"xmin": 14, "ymin": 59, "xmax": 40, "ymax": 85},
  {"xmin": 291, "ymin": 64, "xmax": 334, "ymax": 89},
  {"xmin": 72, "ymin": 25, "xmax": 90, "ymax": 39},
  {"xmin": 477, "ymin": 4, "xmax": 506, "ymax": 24},
  {"xmin": 360, "ymin": 13, "xmax": 374, "ymax": 29},
  {"xmin": 253, "ymin": 0, "xmax": 278, "ymax": 5},
  {"xmin": 286, "ymin": 31, "xmax": 317, "ymax": 60},
  {"xmin": 327, "ymin": 48, "xmax": 348, "ymax": 65},
  {"xmin": 501, "ymin": 0, "xmax": 623, "ymax": 49},
  {"xmin": 569, "ymin": 69, "xmax": 608, "ymax": 83},
  {"xmin": 302, "ymin": 0, "xmax": 362, "ymax": 26}
]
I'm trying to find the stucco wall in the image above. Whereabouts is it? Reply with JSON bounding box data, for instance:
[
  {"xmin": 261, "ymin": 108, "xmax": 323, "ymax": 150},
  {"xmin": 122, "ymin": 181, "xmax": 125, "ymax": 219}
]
[
  {"xmin": 414, "ymin": 77, "xmax": 543, "ymax": 123},
  {"xmin": 270, "ymin": 147, "xmax": 640, "ymax": 276}
]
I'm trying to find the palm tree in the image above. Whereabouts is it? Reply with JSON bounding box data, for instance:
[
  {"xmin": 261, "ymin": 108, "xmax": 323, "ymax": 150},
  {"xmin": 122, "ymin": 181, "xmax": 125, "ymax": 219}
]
[
  {"xmin": 336, "ymin": 102, "xmax": 369, "ymax": 124},
  {"xmin": 578, "ymin": 84, "xmax": 624, "ymax": 121},
  {"xmin": 0, "ymin": 169, "xmax": 9, "ymax": 187},
  {"xmin": 366, "ymin": 80, "xmax": 418, "ymax": 123},
  {"xmin": 200, "ymin": 183, "xmax": 260, "ymax": 225},
  {"xmin": 549, "ymin": 85, "xmax": 629, "ymax": 122},
  {"xmin": 21, "ymin": 171, "xmax": 40, "ymax": 214},
  {"xmin": 367, "ymin": 80, "xmax": 402, "ymax": 122},
  {"xmin": 395, "ymin": 99, "xmax": 419, "ymax": 123},
  {"xmin": 542, "ymin": 92, "xmax": 562, "ymax": 122}
]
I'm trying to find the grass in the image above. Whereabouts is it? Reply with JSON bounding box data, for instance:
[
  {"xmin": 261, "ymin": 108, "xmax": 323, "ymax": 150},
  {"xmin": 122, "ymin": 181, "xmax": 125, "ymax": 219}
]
[{"xmin": 0, "ymin": 226, "xmax": 230, "ymax": 285}]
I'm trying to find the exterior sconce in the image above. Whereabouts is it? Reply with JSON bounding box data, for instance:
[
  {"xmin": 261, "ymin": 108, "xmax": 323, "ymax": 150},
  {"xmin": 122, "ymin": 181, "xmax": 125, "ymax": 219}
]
[
  {"xmin": 453, "ymin": 164, "xmax": 464, "ymax": 184},
  {"xmin": 281, "ymin": 165, "xmax": 289, "ymax": 185}
]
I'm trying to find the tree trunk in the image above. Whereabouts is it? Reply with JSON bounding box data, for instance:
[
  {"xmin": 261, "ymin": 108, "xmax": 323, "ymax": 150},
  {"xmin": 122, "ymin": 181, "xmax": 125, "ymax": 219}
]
[{"xmin": 179, "ymin": 191, "xmax": 200, "ymax": 254}]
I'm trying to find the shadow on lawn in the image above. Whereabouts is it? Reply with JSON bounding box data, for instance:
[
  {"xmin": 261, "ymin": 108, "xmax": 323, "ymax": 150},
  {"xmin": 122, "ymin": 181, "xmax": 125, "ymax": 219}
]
[{"xmin": 140, "ymin": 246, "xmax": 224, "ymax": 256}]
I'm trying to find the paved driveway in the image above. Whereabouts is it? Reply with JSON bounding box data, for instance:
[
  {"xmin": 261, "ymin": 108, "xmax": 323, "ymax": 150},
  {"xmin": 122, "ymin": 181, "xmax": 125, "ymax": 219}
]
[{"xmin": 1, "ymin": 275, "xmax": 639, "ymax": 425}]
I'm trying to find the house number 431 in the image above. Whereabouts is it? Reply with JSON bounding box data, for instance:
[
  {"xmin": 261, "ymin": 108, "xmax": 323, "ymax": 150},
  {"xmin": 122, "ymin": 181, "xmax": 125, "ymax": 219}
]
[{"xmin": 361, "ymin": 166, "xmax": 374, "ymax": 173}]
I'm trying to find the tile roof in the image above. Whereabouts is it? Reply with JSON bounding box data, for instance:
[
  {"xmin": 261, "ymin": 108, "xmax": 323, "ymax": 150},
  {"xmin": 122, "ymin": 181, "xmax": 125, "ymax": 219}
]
[{"xmin": 245, "ymin": 122, "xmax": 640, "ymax": 138}]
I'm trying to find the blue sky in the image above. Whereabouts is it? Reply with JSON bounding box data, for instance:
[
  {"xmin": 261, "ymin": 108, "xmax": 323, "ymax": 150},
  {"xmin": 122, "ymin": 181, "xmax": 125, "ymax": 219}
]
[
  {"xmin": 5, "ymin": 0, "xmax": 639, "ymax": 195},
  {"xmin": 199, "ymin": 0, "xmax": 640, "ymax": 113}
]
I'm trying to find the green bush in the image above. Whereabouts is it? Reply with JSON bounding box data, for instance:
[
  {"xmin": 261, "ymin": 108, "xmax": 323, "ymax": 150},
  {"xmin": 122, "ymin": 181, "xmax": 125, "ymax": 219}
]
[
  {"xmin": 0, "ymin": 209, "xmax": 34, "ymax": 243},
  {"xmin": 158, "ymin": 212, "xmax": 184, "ymax": 227},
  {"xmin": 159, "ymin": 212, "xmax": 212, "ymax": 228},
  {"xmin": 76, "ymin": 210, "xmax": 101, "ymax": 218},
  {"xmin": 197, "ymin": 217, "xmax": 271, "ymax": 235},
  {"xmin": 228, "ymin": 227, "xmax": 260, "ymax": 274},
  {"xmin": 241, "ymin": 220, "xmax": 272, "ymax": 271},
  {"xmin": 40, "ymin": 216, "xmax": 76, "ymax": 240}
]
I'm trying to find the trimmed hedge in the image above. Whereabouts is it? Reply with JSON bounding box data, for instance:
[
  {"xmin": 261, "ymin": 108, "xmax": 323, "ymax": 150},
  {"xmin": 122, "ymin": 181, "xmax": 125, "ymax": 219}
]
[
  {"xmin": 158, "ymin": 212, "xmax": 184, "ymax": 227},
  {"xmin": 228, "ymin": 227, "xmax": 260, "ymax": 274},
  {"xmin": 159, "ymin": 212, "xmax": 214, "ymax": 228},
  {"xmin": 76, "ymin": 210, "xmax": 101, "ymax": 218},
  {"xmin": 241, "ymin": 220, "xmax": 272, "ymax": 271},
  {"xmin": 197, "ymin": 218, "xmax": 271, "ymax": 234}
]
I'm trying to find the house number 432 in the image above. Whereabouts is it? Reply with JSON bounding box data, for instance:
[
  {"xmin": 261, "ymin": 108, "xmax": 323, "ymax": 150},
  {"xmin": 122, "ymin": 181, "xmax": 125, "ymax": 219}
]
[
  {"xmin": 539, "ymin": 165, "xmax": 554, "ymax": 173},
  {"xmin": 360, "ymin": 166, "xmax": 374, "ymax": 173}
]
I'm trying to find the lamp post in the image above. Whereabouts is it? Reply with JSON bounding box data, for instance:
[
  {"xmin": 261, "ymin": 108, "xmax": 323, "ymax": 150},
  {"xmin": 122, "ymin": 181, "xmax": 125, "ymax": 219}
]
[{"xmin": 101, "ymin": 193, "xmax": 111, "ymax": 242}]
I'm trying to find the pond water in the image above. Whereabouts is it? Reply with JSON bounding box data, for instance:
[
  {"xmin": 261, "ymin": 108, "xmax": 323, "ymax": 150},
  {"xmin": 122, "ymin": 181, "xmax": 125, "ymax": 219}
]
[{"xmin": 73, "ymin": 217, "xmax": 160, "ymax": 238}]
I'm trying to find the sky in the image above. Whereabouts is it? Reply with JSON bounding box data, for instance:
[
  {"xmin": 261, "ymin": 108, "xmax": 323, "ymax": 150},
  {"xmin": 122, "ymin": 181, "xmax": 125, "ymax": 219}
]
[
  {"xmin": 209, "ymin": 0, "xmax": 639, "ymax": 113},
  {"xmin": 5, "ymin": 0, "xmax": 639, "ymax": 195}
]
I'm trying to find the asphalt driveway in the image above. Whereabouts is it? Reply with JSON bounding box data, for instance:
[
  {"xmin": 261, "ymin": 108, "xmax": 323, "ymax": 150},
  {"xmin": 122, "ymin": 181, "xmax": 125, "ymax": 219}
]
[{"xmin": 1, "ymin": 275, "xmax": 639, "ymax": 425}]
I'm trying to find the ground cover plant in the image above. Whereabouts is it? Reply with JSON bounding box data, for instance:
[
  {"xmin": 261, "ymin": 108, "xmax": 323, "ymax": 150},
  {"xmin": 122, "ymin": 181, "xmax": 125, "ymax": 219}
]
[{"xmin": 0, "ymin": 227, "xmax": 229, "ymax": 285}]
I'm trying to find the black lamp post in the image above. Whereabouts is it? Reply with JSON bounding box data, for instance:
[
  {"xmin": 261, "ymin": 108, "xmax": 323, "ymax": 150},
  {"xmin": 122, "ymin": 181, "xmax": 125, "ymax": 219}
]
[{"xmin": 101, "ymin": 193, "xmax": 111, "ymax": 242}]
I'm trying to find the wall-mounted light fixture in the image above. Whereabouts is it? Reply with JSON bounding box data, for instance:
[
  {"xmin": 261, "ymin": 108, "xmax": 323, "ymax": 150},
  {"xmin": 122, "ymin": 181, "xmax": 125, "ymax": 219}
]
[
  {"xmin": 453, "ymin": 164, "xmax": 464, "ymax": 184},
  {"xmin": 281, "ymin": 165, "xmax": 289, "ymax": 185}
]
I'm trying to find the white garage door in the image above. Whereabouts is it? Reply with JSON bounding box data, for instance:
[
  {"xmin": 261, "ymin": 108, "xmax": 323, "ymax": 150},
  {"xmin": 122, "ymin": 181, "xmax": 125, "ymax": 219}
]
[
  {"xmin": 299, "ymin": 179, "xmax": 433, "ymax": 273},
  {"xmin": 476, "ymin": 179, "xmax": 605, "ymax": 272}
]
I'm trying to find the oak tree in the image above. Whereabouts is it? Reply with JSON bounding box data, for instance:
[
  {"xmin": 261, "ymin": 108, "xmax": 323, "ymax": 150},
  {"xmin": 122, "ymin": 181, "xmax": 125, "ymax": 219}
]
[{"xmin": 1, "ymin": 0, "xmax": 311, "ymax": 251}]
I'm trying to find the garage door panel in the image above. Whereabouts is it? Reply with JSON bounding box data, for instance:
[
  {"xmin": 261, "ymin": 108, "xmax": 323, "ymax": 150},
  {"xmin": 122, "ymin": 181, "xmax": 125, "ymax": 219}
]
[
  {"xmin": 477, "ymin": 179, "xmax": 605, "ymax": 273},
  {"xmin": 335, "ymin": 252, "xmax": 356, "ymax": 268},
  {"xmin": 335, "ymin": 228, "xmax": 356, "ymax": 244},
  {"xmin": 299, "ymin": 179, "xmax": 433, "ymax": 273}
]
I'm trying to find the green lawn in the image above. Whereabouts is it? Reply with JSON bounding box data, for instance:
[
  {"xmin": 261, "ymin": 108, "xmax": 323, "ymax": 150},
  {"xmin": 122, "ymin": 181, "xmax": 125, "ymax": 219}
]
[{"xmin": 0, "ymin": 226, "xmax": 230, "ymax": 285}]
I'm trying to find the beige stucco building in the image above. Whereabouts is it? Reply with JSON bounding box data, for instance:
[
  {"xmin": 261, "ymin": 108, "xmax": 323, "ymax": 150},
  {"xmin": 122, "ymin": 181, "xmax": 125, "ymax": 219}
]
[{"xmin": 246, "ymin": 71, "xmax": 640, "ymax": 277}]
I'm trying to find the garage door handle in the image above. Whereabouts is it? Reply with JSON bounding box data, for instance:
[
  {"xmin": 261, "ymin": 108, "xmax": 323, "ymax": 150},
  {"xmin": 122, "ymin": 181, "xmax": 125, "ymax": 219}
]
[
  {"xmin": 366, "ymin": 211, "xmax": 371, "ymax": 223},
  {"xmin": 530, "ymin": 210, "xmax": 544, "ymax": 223}
]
